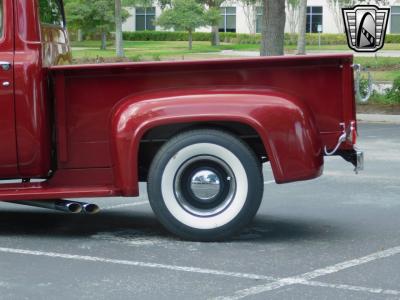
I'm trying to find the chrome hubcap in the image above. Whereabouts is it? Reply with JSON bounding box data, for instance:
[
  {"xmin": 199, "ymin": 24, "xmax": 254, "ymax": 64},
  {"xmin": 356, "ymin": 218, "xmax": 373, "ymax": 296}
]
[
  {"xmin": 174, "ymin": 156, "xmax": 236, "ymax": 217},
  {"xmin": 190, "ymin": 170, "xmax": 221, "ymax": 201}
]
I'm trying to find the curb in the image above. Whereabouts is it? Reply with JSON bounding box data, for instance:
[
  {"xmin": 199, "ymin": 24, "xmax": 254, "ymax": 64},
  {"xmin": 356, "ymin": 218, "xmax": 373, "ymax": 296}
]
[{"xmin": 357, "ymin": 114, "xmax": 400, "ymax": 124}]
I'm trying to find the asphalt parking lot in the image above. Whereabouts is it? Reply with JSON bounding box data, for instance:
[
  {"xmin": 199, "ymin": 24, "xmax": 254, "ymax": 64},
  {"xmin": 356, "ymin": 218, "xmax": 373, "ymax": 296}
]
[{"xmin": 0, "ymin": 123, "xmax": 399, "ymax": 300}]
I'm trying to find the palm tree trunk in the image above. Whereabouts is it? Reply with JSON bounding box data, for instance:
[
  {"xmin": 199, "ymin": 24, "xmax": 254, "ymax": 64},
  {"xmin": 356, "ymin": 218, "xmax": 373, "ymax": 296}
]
[
  {"xmin": 297, "ymin": 0, "xmax": 307, "ymax": 55},
  {"xmin": 115, "ymin": 0, "xmax": 125, "ymax": 57},
  {"xmin": 211, "ymin": 25, "xmax": 220, "ymax": 46},
  {"xmin": 101, "ymin": 32, "xmax": 107, "ymax": 50},
  {"xmin": 188, "ymin": 30, "xmax": 193, "ymax": 50},
  {"xmin": 77, "ymin": 29, "xmax": 83, "ymax": 42}
]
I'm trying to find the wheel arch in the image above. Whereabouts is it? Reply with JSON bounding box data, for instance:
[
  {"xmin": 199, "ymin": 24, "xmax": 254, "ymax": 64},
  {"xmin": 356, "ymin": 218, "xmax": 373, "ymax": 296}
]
[
  {"xmin": 110, "ymin": 90, "xmax": 323, "ymax": 196},
  {"xmin": 137, "ymin": 121, "xmax": 267, "ymax": 182}
]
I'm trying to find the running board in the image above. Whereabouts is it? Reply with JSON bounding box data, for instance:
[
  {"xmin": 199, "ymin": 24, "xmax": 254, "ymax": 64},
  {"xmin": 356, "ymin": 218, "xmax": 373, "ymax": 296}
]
[{"xmin": 0, "ymin": 182, "xmax": 120, "ymax": 201}]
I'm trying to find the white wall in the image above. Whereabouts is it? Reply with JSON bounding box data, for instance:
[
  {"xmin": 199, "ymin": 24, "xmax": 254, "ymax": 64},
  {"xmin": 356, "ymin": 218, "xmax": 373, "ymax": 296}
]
[
  {"xmin": 389, "ymin": 0, "xmax": 400, "ymax": 33},
  {"xmin": 123, "ymin": 0, "xmax": 400, "ymax": 35},
  {"xmin": 122, "ymin": 7, "xmax": 164, "ymax": 32},
  {"xmin": 196, "ymin": 4, "xmax": 256, "ymax": 34},
  {"xmin": 122, "ymin": 7, "xmax": 135, "ymax": 32}
]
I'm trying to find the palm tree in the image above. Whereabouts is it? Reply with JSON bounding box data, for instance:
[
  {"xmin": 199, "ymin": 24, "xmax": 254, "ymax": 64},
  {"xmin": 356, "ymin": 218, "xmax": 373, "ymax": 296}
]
[
  {"xmin": 115, "ymin": 0, "xmax": 125, "ymax": 57},
  {"xmin": 297, "ymin": 0, "xmax": 307, "ymax": 55}
]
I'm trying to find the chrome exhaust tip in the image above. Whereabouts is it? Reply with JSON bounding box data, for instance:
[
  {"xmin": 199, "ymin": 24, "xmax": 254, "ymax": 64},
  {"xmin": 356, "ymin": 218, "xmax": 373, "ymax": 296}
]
[
  {"xmin": 55, "ymin": 200, "xmax": 83, "ymax": 214},
  {"xmin": 82, "ymin": 203, "xmax": 100, "ymax": 215}
]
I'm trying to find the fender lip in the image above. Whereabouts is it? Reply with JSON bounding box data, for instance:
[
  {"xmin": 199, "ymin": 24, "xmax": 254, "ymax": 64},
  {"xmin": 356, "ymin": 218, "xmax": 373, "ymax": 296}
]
[{"xmin": 109, "ymin": 87, "xmax": 322, "ymax": 195}]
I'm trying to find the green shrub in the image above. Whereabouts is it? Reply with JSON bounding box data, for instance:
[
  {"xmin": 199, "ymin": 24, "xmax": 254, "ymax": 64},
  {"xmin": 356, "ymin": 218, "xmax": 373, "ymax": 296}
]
[
  {"xmin": 130, "ymin": 54, "xmax": 142, "ymax": 62},
  {"xmin": 122, "ymin": 31, "xmax": 349, "ymax": 45},
  {"xmin": 366, "ymin": 76, "xmax": 400, "ymax": 105},
  {"xmin": 386, "ymin": 76, "xmax": 400, "ymax": 104},
  {"xmin": 231, "ymin": 33, "xmax": 261, "ymax": 44},
  {"xmin": 152, "ymin": 54, "xmax": 161, "ymax": 61},
  {"xmin": 284, "ymin": 33, "xmax": 348, "ymax": 45},
  {"xmin": 385, "ymin": 34, "xmax": 400, "ymax": 44},
  {"xmin": 123, "ymin": 31, "xmax": 212, "ymax": 41},
  {"xmin": 368, "ymin": 91, "xmax": 389, "ymax": 104},
  {"xmin": 358, "ymin": 76, "xmax": 371, "ymax": 98},
  {"xmin": 74, "ymin": 30, "xmax": 398, "ymax": 45}
]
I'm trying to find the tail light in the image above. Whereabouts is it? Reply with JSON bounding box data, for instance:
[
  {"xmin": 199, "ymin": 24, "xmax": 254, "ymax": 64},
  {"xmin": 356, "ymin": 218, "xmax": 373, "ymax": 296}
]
[
  {"xmin": 325, "ymin": 121, "xmax": 358, "ymax": 156},
  {"xmin": 347, "ymin": 121, "xmax": 357, "ymax": 145}
]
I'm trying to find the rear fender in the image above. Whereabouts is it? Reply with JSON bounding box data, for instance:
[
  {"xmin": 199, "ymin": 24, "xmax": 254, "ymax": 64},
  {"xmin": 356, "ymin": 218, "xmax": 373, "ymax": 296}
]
[{"xmin": 110, "ymin": 88, "xmax": 323, "ymax": 196}]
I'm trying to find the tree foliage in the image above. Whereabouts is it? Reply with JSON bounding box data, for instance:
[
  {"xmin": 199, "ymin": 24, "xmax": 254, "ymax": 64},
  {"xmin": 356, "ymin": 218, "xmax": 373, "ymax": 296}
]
[
  {"xmin": 123, "ymin": 0, "xmax": 172, "ymax": 9},
  {"xmin": 196, "ymin": 0, "xmax": 224, "ymax": 45},
  {"xmin": 65, "ymin": 0, "xmax": 114, "ymax": 32},
  {"xmin": 157, "ymin": 0, "xmax": 211, "ymax": 49},
  {"xmin": 39, "ymin": 0, "xmax": 64, "ymax": 26},
  {"xmin": 64, "ymin": 0, "xmax": 129, "ymax": 50}
]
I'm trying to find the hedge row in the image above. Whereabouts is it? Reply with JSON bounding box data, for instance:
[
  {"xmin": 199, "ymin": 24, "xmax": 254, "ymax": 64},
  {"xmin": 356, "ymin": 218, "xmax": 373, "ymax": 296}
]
[
  {"xmin": 385, "ymin": 34, "xmax": 400, "ymax": 43},
  {"xmin": 122, "ymin": 31, "xmax": 236, "ymax": 42},
  {"xmin": 122, "ymin": 31, "xmax": 400, "ymax": 45}
]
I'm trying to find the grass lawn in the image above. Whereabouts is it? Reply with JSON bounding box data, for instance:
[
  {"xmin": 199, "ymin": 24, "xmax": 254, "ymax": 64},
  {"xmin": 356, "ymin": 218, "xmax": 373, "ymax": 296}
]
[
  {"xmin": 72, "ymin": 40, "xmax": 400, "ymax": 52},
  {"xmin": 354, "ymin": 57, "xmax": 400, "ymax": 69},
  {"xmin": 286, "ymin": 43, "xmax": 400, "ymax": 51},
  {"xmin": 353, "ymin": 57, "xmax": 400, "ymax": 82},
  {"xmin": 72, "ymin": 41, "xmax": 229, "ymax": 64},
  {"xmin": 71, "ymin": 40, "xmax": 400, "ymax": 82},
  {"xmin": 367, "ymin": 70, "xmax": 400, "ymax": 82}
]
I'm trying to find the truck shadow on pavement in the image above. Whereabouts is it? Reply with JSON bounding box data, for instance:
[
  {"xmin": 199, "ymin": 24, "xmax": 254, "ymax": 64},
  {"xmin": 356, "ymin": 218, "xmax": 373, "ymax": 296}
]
[{"xmin": 0, "ymin": 209, "xmax": 347, "ymax": 244}]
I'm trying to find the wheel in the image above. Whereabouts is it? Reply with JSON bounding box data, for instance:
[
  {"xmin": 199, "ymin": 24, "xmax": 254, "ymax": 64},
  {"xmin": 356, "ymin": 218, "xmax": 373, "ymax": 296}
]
[{"xmin": 147, "ymin": 129, "xmax": 264, "ymax": 241}]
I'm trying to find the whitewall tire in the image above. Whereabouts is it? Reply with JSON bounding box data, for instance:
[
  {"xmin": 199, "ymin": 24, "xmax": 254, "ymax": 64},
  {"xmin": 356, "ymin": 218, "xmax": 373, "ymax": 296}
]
[{"xmin": 147, "ymin": 129, "xmax": 264, "ymax": 241}]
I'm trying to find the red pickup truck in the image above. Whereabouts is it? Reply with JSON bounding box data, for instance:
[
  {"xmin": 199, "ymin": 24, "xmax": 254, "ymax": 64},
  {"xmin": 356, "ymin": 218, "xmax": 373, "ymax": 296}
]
[{"xmin": 0, "ymin": 0, "xmax": 363, "ymax": 240}]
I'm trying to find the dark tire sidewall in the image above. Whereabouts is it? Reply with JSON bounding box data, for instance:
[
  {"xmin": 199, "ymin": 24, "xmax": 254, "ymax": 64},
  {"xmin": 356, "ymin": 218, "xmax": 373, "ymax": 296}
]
[{"xmin": 147, "ymin": 130, "xmax": 264, "ymax": 241}]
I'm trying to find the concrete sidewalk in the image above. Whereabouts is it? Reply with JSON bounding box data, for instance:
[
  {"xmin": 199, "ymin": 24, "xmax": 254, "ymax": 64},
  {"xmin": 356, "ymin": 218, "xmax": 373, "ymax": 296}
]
[
  {"xmin": 358, "ymin": 113, "xmax": 400, "ymax": 124},
  {"xmin": 219, "ymin": 50, "xmax": 400, "ymax": 57}
]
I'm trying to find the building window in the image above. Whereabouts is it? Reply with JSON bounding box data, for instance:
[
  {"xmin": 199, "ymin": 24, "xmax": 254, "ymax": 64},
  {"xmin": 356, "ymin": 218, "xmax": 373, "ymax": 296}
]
[
  {"xmin": 136, "ymin": 7, "xmax": 156, "ymax": 31},
  {"xmin": 219, "ymin": 7, "xmax": 236, "ymax": 33},
  {"xmin": 256, "ymin": 6, "xmax": 263, "ymax": 34},
  {"xmin": 307, "ymin": 6, "xmax": 323, "ymax": 33},
  {"xmin": 391, "ymin": 6, "xmax": 400, "ymax": 33}
]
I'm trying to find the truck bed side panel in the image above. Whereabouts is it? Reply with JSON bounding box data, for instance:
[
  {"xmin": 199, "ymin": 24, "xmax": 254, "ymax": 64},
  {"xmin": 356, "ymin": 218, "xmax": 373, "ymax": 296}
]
[{"xmin": 51, "ymin": 55, "xmax": 355, "ymax": 171}]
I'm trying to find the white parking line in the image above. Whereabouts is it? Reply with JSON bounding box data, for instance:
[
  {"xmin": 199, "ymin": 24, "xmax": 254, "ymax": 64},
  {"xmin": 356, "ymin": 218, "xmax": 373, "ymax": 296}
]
[
  {"xmin": 302, "ymin": 280, "xmax": 400, "ymax": 296},
  {"xmin": 214, "ymin": 280, "xmax": 400, "ymax": 300},
  {"xmin": 102, "ymin": 201, "xmax": 149, "ymax": 210},
  {"xmin": 298, "ymin": 245, "xmax": 400, "ymax": 281},
  {"xmin": 0, "ymin": 246, "xmax": 399, "ymax": 298},
  {"xmin": 0, "ymin": 247, "xmax": 276, "ymax": 281},
  {"xmin": 264, "ymin": 180, "xmax": 275, "ymax": 185},
  {"xmin": 216, "ymin": 245, "xmax": 400, "ymax": 299}
]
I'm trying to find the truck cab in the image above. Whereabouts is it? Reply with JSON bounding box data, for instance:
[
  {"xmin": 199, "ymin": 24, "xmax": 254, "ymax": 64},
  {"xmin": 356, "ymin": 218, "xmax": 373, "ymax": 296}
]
[
  {"xmin": 0, "ymin": 0, "xmax": 71, "ymax": 180},
  {"xmin": 0, "ymin": 0, "xmax": 363, "ymax": 241}
]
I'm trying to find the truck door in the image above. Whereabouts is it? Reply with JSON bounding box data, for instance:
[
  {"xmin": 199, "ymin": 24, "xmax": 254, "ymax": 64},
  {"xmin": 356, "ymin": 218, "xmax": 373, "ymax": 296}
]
[{"xmin": 0, "ymin": 0, "xmax": 18, "ymax": 178}]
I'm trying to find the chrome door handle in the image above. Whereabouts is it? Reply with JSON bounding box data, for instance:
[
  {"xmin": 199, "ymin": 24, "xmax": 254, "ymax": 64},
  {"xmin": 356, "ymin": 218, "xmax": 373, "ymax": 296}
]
[{"xmin": 0, "ymin": 61, "xmax": 11, "ymax": 71}]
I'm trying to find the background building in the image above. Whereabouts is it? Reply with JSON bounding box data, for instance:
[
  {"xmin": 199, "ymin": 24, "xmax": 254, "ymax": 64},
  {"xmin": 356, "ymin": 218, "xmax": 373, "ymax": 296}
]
[{"xmin": 122, "ymin": 0, "xmax": 400, "ymax": 35}]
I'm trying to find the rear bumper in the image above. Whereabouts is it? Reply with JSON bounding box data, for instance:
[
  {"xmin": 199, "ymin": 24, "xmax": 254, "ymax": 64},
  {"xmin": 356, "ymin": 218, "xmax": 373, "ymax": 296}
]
[
  {"xmin": 337, "ymin": 149, "xmax": 364, "ymax": 173},
  {"xmin": 354, "ymin": 151, "xmax": 364, "ymax": 173}
]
